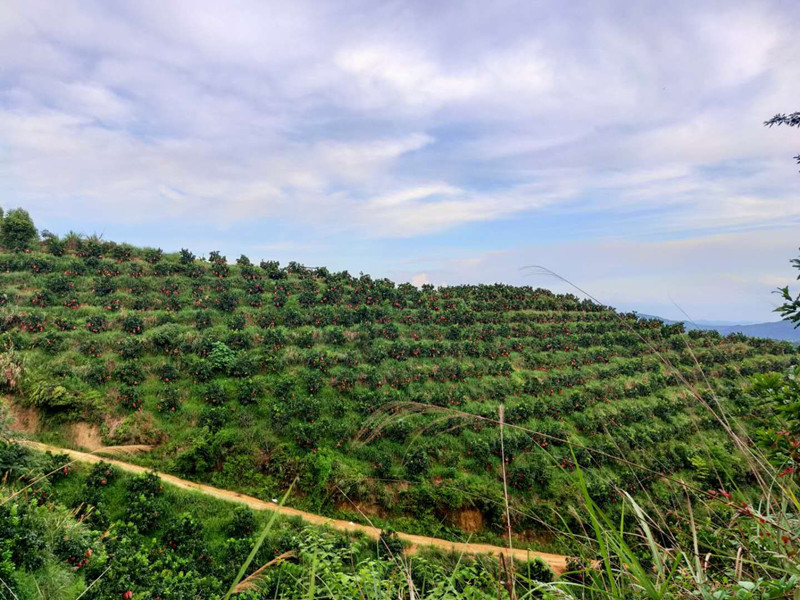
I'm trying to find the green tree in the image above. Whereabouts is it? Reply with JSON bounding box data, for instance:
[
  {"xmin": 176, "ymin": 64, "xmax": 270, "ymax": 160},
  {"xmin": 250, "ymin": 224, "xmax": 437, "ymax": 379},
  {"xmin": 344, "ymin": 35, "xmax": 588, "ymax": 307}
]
[
  {"xmin": 775, "ymin": 248, "xmax": 800, "ymax": 328},
  {"xmin": 1, "ymin": 207, "xmax": 37, "ymax": 251}
]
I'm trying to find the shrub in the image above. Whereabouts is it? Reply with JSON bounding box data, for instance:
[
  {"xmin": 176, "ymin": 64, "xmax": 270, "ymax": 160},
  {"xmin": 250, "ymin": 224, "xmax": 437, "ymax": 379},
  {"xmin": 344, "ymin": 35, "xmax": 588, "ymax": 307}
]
[
  {"xmin": 229, "ymin": 353, "xmax": 256, "ymax": 378},
  {"xmin": 202, "ymin": 382, "xmax": 227, "ymax": 406},
  {"xmin": 85, "ymin": 361, "xmax": 112, "ymax": 386},
  {"xmin": 118, "ymin": 387, "xmax": 142, "ymax": 410},
  {"xmin": 149, "ymin": 324, "xmax": 183, "ymax": 354},
  {"xmin": 216, "ymin": 290, "xmax": 238, "ymax": 310},
  {"xmin": 92, "ymin": 276, "xmax": 116, "ymax": 297},
  {"xmin": 199, "ymin": 406, "xmax": 228, "ymax": 432},
  {"xmin": 86, "ymin": 461, "xmax": 117, "ymax": 487},
  {"xmin": 157, "ymin": 387, "xmax": 180, "ymax": 413},
  {"xmin": 54, "ymin": 317, "xmax": 76, "ymax": 331},
  {"xmin": 208, "ymin": 341, "xmax": 236, "ymax": 373},
  {"xmin": 85, "ymin": 315, "xmax": 108, "ymax": 334},
  {"xmin": 117, "ymin": 337, "xmax": 144, "ymax": 359},
  {"xmin": 405, "ymin": 447, "xmax": 430, "ymax": 480},
  {"xmin": 142, "ymin": 247, "xmax": 163, "ymax": 264},
  {"xmin": 225, "ymin": 506, "xmax": 256, "ymax": 537},
  {"xmin": 226, "ymin": 330, "xmax": 252, "ymax": 351},
  {"xmin": 45, "ymin": 274, "xmax": 72, "ymax": 295},
  {"xmin": 111, "ymin": 243, "xmax": 134, "ymax": 262},
  {"xmin": 164, "ymin": 513, "xmax": 206, "ymax": 557},
  {"xmin": 42, "ymin": 230, "xmax": 66, "ymax": 256},
  {"xmin": 236, "ymin": 378, "xmax": 262, "ymax": 405},
  {"xmin": 116, "ymin": 363, "xmax": 144, "ymax": 386},
  {"xmin": 378, "ymin": 528, "xmax": 405, "ymax": 558},
  {"xmin": 158, "ymin": 363, "xmax": 180, "ymax": 383},
  {"xmin": 125, "ymin": 471, "xmax": 164, "ymax": 531},
  {"xmin": 194, "ymin": 310, "xmax": 213, "ymax": 329},
  {"xmin": 179, "ymin": 248, "xmax": 196, "ymax": 264},
  {"xmin": 227, "ymin": 312, "xmax": 246, "ymax": 331},
  {"xmin": 19, "ymin": 312, "xmax": 45, "ymax": 333},
  {"xmin": 122, "ymin": 315, "xmax": 144, "ymax": 334},
  {"xmin": 188, "ymin": 357, "xmax": 214, "ymax": 382}
]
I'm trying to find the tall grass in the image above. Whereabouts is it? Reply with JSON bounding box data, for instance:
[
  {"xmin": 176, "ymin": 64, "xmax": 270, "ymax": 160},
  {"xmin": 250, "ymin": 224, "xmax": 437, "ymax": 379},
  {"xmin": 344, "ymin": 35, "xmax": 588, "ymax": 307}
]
[{"xmin": 350, "ymin": 270, "xmax": 800, "ymax": 598}]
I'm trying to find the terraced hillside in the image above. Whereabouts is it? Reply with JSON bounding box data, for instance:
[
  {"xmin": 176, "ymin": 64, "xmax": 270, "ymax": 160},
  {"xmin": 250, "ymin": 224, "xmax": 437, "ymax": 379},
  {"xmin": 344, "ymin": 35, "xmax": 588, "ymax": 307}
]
[{"xmin": 1, "ymin": 234, "xmax": 796, "ymax": 552}]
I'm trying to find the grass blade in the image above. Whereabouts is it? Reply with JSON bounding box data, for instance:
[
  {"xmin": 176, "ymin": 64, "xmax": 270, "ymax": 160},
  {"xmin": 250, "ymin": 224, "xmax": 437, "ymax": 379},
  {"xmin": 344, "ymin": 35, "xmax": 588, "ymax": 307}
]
[{"xmin": 223, "ymin": 478, "xmax": 296, "ymax": 600}]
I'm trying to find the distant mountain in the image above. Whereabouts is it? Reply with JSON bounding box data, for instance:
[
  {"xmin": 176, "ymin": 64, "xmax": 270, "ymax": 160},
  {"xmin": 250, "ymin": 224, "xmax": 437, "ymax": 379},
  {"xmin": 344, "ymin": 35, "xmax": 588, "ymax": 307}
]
[{"xmin": 639, "ymin": 314, "xmax": 800, "ymax": 343}]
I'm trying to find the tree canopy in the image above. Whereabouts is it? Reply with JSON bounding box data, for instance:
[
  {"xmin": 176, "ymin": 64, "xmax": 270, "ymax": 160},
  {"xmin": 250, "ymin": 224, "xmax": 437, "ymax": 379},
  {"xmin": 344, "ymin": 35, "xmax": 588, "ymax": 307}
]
[{"xmin": 1, "ymin": 207, "xmax": 38, "ymax": 251}]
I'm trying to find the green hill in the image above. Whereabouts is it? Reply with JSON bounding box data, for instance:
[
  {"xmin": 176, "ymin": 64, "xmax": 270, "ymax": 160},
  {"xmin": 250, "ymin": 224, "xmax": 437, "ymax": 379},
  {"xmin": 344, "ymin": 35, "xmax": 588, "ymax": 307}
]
[{"xmin": 0, "ymin": 226, "xmax": 797, "ymax": 554}]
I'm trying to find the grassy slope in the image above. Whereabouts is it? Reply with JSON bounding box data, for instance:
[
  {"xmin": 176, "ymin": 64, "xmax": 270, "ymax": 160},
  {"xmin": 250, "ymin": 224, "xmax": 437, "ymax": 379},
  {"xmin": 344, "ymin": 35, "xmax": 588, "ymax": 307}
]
[{"xmin": 1, "ymin": 240, "xmax": 796, "ymax": 553}]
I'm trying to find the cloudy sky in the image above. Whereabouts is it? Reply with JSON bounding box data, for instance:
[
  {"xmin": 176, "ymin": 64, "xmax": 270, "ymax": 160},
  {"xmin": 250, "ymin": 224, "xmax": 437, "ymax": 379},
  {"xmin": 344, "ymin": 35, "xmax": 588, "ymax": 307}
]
[{"xmin": 1, "ymin": 1, "xmax": 799, "ymax": 322}]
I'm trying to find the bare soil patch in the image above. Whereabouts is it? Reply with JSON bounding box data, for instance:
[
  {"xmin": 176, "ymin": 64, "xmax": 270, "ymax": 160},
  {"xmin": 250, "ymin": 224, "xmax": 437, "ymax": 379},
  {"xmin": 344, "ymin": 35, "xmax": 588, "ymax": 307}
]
[
  {"xmin": 449, "ymin": 508, "xmax": 484, "ymax": 532},
  {"xmin": 68, "ymin": 422, "xmax": 103, "ymax": 450},
  {"xmin": 3, "ymin": 398, "xmax": 39, "ymax": 434}
]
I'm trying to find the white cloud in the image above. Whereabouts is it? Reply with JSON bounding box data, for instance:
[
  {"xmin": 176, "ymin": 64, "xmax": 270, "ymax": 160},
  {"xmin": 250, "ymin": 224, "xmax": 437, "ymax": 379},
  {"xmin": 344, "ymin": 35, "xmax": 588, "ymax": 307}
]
[
  {"xmin": 387, "ymin": 228, "xmax": 800, "ymax": 322},
  {"xmin": 410, "ymin": 273, "xmax": 431, "ymax": 288},
  {"xmin": 369, "ymin": 184, "xmax": 461, "ymax": 208}
]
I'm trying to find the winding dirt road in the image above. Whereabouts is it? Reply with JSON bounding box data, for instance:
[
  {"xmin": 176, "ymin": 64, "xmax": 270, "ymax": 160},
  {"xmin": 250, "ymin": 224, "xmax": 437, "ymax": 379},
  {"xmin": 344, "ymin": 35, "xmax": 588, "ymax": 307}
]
[{"xmin": 20, "ymin": 440, "xmax": 569, "ymax": 574}]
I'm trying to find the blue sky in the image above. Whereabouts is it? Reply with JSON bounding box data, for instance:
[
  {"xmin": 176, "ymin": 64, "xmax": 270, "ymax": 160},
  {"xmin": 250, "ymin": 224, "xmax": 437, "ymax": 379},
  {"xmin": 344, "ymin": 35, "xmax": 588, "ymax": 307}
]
[{"xmin": 1, "ymin": 0, "xmax": 799, "ymax": 322}]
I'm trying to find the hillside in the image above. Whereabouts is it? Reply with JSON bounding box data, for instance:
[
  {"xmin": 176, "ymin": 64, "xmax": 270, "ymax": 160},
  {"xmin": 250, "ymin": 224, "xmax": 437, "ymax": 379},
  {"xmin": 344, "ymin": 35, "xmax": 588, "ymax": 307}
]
[
  {"xmin": 1, "ymin": 233, "xmax": 797, "ymax": 555},
  {"xmin": 2, "ymin": 437, "xmax": 555, "ymax": 598}
]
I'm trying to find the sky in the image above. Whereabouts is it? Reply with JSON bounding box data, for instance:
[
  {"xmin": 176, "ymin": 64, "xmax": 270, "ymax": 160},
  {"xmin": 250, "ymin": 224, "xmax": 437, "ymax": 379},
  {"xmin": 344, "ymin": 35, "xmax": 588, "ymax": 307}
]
[{"xmin": 1, "ymin": 1, "xmax": 799, "ymax": 323}]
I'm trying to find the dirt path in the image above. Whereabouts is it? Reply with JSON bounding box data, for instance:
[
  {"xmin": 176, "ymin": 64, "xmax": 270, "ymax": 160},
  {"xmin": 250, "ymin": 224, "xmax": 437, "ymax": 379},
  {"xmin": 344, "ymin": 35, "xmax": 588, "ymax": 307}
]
[{"xmin": 20, "ymin": 440, "xmax": 569, "ymax": 574}]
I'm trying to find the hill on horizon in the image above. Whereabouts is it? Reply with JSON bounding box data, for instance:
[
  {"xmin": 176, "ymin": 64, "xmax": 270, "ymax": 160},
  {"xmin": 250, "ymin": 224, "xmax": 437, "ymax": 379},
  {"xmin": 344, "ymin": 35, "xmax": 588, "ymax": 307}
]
[{"xmin": 639, "ymin": 313, "xmax": 800, "ymax": 343}]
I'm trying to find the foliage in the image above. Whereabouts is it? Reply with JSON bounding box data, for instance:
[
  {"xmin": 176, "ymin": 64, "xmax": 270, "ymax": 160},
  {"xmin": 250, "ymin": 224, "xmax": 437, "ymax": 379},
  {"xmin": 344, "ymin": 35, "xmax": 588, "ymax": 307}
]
[
  {"xmin": 0, "ymin": 229, "xmax": 798, "ymax": 593},
  {"xmin": 775, "ymin": 248, "xmax": 800, "ymax": 328},
  {"xmin": 1, "ymin": 208, "xmax": 38, "ymax": 251},
  {"xmin": 764, "ymin": 111, "xmax": 800, "ymax": 169}
]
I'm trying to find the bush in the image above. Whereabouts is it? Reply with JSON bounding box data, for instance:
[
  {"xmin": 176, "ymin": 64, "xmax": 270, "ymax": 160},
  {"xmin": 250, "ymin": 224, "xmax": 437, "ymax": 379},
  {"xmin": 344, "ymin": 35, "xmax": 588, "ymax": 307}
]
[
  {"xmin": 164, "ymin": 513, "xmax": 205, "ymax": 556},
  {"xmin": 378, "ymin": 528, "xmax": 405, "ymax": 558},
  {"xmin": 118, "ymin": 387, "xmax": 142, "ymax": 410},
  {"xmin": 225, "ymin": 506, "xmax": 257, "ymax": 538},
  {"xmin": 236, "ymin": 378, "xmax": 262, "ymax": 405},
  {"xmin": 86, "ymin": 461, "xmax": 117, "ymax": 488},
  {"xmin": 42, "ymin": 230, "xmax": 66, "ymax": 256},
  {"xmin": 125, "ymin": 471, "xmax": 164, "ymax": 531},
  {"xmin": 227, "ymin": 312, "xmax": 246, "ymax": 330},
  {"xmin": 208, "ymin": 341, "xmax": 236, "ymax": 373},
  {"xmin": 117, "ymin": 337, "xmax": 144, "ymax": 359},
  {"xmin": 116, "ymin": 362, "xmax": 144, "ymax": 387},
  {"xmin": 122, "ymin": 314, "xmax": 144, "ymax": 334},
  {"xmin": 142, "ymin": 247, "xmax": 163, "ymax": 264},
  {"xmin": 202, "ymin": 381, "xmax": 227, "ymax": 406},
  {"xmin": 158, "ymin": 362, "xmax": 180, "ymax": 383},
  {"xmin": 199, "ymin": 406, "xmax": 228, "ymax": 432},
  {"xmin": 85, "ymin": 314, "xmax": 108, "ymax": 334},
  {"xmin": 179, "ymin": 248, "xmax": 196, "ymax": 264},
  {"xmin": 157, "ymin": 387, "xmax": 180, "ymax": 413}
]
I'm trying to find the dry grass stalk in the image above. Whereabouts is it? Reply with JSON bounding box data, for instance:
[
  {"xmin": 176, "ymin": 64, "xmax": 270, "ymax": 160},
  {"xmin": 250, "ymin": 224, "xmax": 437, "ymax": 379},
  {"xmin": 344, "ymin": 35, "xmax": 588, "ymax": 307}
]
[
  {"xmin": 232, "ymin": 551, "xmax": 295, "ymax": 593},
  {"xmin": 93, "ymin": 444, "xmax": 153, "ymax": 456}
]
